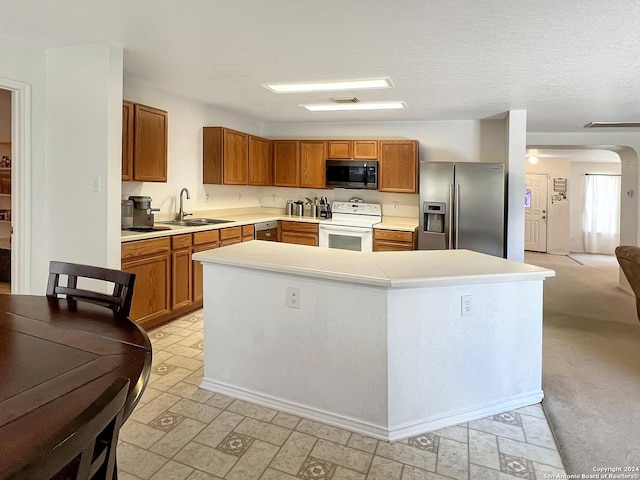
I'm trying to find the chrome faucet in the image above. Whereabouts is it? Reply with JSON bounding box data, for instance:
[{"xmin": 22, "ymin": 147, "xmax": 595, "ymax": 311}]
[{"xmin": 177, "ymin": 188, "xmax": 192, "ymax": 221}]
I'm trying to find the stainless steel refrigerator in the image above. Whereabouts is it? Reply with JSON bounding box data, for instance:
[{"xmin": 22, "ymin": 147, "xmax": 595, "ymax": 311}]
[{"xmin": 418, "ymin": 162, "xmax": 505, "ymax": 257}]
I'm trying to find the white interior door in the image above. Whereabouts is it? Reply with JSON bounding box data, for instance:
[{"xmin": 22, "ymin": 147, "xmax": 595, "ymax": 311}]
[{"xmin": 525, "ymin": 174, "xmax": 548, "ymax": 252}]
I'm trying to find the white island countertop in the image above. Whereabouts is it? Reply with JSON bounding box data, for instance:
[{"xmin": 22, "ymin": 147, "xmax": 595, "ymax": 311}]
[{"xmin": 193, "ymin": 241, "xmax": 554, "ymax": 288}]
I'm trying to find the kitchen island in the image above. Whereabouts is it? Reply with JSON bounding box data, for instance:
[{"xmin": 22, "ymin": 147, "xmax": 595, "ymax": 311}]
[{"xmin": 193, "ymin": 241, "xmax": 554, "ymax": 441}]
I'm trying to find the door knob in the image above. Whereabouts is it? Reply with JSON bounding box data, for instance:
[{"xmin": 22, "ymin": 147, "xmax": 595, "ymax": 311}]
[{"xmin": 542, "ymin": 216, "xmax": 546, "ymax": 219}]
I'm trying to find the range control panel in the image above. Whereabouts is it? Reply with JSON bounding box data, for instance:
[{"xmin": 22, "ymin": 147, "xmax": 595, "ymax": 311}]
[{"xmin": 331, "ymin": 202, "xmax": 381, "ymax": 216}]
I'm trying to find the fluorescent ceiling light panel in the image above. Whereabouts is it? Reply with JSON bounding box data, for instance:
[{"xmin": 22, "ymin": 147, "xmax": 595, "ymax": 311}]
[
  {"xmin": 264, "ymin": 78, "xmax": 393, "ymax": 93},
  {"xmin": 301, "ymin": 101, "xmax": 406, "ymax": 112}
]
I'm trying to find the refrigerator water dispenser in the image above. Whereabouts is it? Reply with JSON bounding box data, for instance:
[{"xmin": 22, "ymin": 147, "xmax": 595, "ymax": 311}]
[{"xmin": 423, "ymin": 202, "xmax": 446, "ymax": 233}]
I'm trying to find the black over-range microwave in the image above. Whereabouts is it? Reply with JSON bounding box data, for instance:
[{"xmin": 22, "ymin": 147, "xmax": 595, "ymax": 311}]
[{"xmin": 325, "ymin": 160, "xmax": 378, "ymax": 190}]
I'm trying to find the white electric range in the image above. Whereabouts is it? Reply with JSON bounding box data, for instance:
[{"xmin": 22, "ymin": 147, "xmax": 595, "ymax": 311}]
[{"xmin": 318, "ymin": 201, "xmax": 382, "ymax": 252}]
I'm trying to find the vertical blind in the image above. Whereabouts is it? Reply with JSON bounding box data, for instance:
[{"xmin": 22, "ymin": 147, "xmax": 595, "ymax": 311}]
[{"xmin": 582, "ymin": 174, "xmax": 621, "ymax": 254}]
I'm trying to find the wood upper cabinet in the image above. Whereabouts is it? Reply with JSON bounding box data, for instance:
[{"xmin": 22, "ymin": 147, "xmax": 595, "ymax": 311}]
[
  {"xmin": 300, "ymin": 141, "xmax": 327, "ymax": 188},
  {"xmin": 353, "ymin": 140, "xmax": 378, "ymax": 159},
  {"xmin": 203, "ymin": 127, "xmax": 249, "ymax": 185},
  {"xmin": 131, "ymin": 103, "xmax": 168, "ymax": 182},
  {"xmin": 248, "ymin": 135, "xmax": 272, "ymax": 185},
  {"xmin": 273, "ymin": 140, "xmax": 300, "ymax": 187},
  {"xmin": 122, "ymin": 101, "xmax": 134, "ymax": 181},
  {"xmin": 378, "ymin": 140, "xmax": 419, "ymax": 193},
  {"xmin": 328, "ymin": 140, "xmax": 352, "ymax": 159}
]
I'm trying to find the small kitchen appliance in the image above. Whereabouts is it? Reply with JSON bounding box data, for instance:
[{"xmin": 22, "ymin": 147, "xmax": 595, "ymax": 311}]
[
  {"xmin": 121, "ymin": 199, "xmax": 133, "ymax": 228},
  {"xmin": 128, "ymin": 195, "xmax": 159, "ymax": 229},
  {"xmin": 318, "ymin": 201, "xmax": 381, "ymax": 252}
]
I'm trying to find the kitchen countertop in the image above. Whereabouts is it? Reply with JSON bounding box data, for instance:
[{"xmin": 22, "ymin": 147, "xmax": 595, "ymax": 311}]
[
  {"xmin": 193, "ymin": 240, "xmax": 554, "ymax": 288},
  {"xmin": 121, "ymin": 208, "xmax": 418, "ymax": 242}
]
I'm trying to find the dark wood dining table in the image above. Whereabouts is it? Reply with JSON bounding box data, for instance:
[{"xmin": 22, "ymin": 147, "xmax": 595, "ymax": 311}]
[{"xmin": 0, "ymin": 294, "xmax": 152, "ymax": 479}]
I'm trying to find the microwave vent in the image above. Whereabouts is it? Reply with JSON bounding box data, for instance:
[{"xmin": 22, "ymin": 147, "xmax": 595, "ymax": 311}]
[{"xmin": 330, "ymin": 97, "xmax": 359, "ymax": 104}]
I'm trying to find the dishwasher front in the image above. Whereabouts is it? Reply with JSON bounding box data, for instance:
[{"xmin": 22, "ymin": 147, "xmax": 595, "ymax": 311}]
[{"xmin": 254, "ymin": 221, "xmax": 278, "ymax": 241}]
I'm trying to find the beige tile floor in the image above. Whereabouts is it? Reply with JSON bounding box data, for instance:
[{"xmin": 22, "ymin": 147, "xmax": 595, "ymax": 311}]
[{"xmin": 118, "ymin": 311, "xmax": 566, "ymax": 480}]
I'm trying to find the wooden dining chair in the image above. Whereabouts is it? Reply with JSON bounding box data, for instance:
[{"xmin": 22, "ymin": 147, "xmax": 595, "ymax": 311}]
[
  {"xmin": 46, "ymin": 261, "xmax": 136, "ymax": 317},
  {"xmin": 11, "ymin": 377, "xmax": 130, "ymax": 480},
  {"xmin": 615, "ymin": 245, "xmax": 640, "ymax": 322}
]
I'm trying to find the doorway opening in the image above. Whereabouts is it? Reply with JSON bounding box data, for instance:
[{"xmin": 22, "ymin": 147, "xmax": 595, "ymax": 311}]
[
  {"xmin": 525, "ymin": 147, "xmax": 625, "ymax": 257},
  {"xmin": 0, "ymin": 88, "xmax": 11, "ymax": 292}
]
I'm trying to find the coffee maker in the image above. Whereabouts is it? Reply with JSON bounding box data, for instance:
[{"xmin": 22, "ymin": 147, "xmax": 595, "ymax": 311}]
[{"xmin": 127, "ymin": 196, "xmax": 159, "ymax": 229}]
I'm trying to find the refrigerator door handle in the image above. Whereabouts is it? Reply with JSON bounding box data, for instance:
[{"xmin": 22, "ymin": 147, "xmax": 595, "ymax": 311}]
[
  {"xmin": 448, "ymin": 184, "xmax": 455, "ymax": 249},
  {"xmin": 454, "ymin": 184, "xmax": 460, "ymax": 249}
]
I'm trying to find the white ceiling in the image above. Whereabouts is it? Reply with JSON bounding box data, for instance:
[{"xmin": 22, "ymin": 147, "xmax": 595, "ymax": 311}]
[
  {"xmin": 526, "ymin": 148, "xmax": 621, "ymax": 163},
  {"xmin": 2, "ymin": 0, "xmax": 640, "ymax": 132}
]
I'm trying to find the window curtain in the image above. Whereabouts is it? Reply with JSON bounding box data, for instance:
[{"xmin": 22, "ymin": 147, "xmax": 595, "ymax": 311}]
[{"xmin": 582, "ymin": 175, "xmax": 621, "ymax": 254}]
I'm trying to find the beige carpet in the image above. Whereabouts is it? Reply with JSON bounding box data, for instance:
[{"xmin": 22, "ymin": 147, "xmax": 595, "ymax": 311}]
[{"xmin": 525, "ymin": 252, "xmax": 640, "ymax": 473}]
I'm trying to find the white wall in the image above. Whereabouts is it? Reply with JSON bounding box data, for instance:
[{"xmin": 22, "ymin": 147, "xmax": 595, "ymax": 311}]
[
  {"xmin": 569, "ymin": 161, "xmax": 621, "ymax": 253},
  {"xmin": 46, "ymin": 44, "xmax": 123, "ymax": 272},
  {"xmin": 525, "ymin": 158, "xmax": 572, "ymax": 254},
  {"xmin": 122, "ymin": 79, "xmax": 264, "ymax": 214}
]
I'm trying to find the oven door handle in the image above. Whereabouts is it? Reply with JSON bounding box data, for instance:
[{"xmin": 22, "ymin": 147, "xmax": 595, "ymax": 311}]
[{"xmin": 319, "ymin": 224, "xmax": 372, "ymax": 233}]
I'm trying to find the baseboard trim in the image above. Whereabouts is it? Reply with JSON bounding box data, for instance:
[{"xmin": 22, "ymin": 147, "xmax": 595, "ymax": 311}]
[
  {"xmin": 201, "ymin": 377, "xmax": 543, "ymax": 441},
  {"xmin": 387, "ymin": 390, "xmax": 544, "ymax": 441},
  {"xmin": 200, "ymin": 378, "xmax": 390, "ymax": 440}
]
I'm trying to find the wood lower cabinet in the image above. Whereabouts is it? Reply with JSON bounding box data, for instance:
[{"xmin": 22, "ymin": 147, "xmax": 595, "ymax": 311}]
[
  {"xmin": 373, "ymin": 228, "xmax": 417, "ymax": 251},
  {"xmin": 130, "ymin": 103, "xmax": 168, "ymax": 182},
  {"xmin": 219, "ymin": 226, "xmax": 243, "ymax": 247},
  {"xmin": 171, "ymin": 234, "xmax": 193, "ymax": 310},
  {"xmin": 192, "ymin": 230, "xmax": 220, "ymax": 303},
  {"xmin": 242, "ymin": 224, "xmax": 255, "ymax": 241},
  {"xmin": 122, "ymin": 237, "xmax": 171, "ymax": 329},
  {"xmin": 378, "ymin": 140, "xmax": 418, "ymax": 193},
  {"xmin": 279, "ymin": 221, "xmax": 318, "ymax": 246}
]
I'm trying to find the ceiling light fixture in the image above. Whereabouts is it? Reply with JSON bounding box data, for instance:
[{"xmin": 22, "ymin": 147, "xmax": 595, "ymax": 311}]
[
  {"xmin": 584, "ymin": 121, "xmax": 640, "ymax": 128},
  {"xmin": 264, "ymin": 78, "xmax": 393, "ymax": 93},
  {"xmin": 528, "ymin": 156, "xmax": 539, "ymax": 165},
  {"xmin": 301, "ymin": 101, "xmax": 406, "ymax": 112}
]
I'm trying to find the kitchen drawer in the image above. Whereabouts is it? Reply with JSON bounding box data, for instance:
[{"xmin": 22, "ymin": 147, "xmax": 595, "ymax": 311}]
[
  {"xmin": 220, "ymin": 226, "xmax": 242, "ymax": 241},
  {"xmin": 171, "ymin": 233, "xmax": 192, "ymax": 250},
  {"xmin": 374, "ymin": 229, "xmax": 414, "ymax": 243},
  {"xmin": 242, "ymin": 224, "xmax": 255, "ymax": 238},
  {"xmin": 122, "ymin": 237, "xmax": 170, "ymax": 260},
  {"xmin": 374, "ymin": 241, "xmax": 415, "ymax": 252},
  {"xmin": 280, "ymin": 221, "xmax": 319, "ymax": 234},
  {"xmin": 193, "ymin": 229, "xmax": 220, "ymax": 245}
]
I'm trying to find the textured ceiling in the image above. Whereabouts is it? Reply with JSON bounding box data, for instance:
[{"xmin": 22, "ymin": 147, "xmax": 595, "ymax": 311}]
[{"xmin": 1, "ymin": 0, "xmax": 640, "ymax": 132}]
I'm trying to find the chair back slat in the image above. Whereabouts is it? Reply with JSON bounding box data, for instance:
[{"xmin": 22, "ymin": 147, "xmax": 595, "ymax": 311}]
[{"xmin": 46, "ymin": 261, "xmax": 136, "ymax": 317}]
